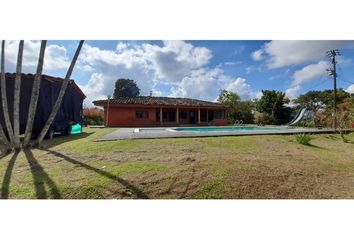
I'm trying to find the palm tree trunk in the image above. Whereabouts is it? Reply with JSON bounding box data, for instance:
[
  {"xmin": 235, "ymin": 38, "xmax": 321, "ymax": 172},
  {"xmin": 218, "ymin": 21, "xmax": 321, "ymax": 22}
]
[
  {"xmin": 35, "ymin": 40, "xmax": 84, "ymax": 147},
  {"xmin": 13, "ymin": 40, "xmax": 24, "ymax": 150},
  {"xmin": 0, "ymin": 123, "xmax": 10, "ymax": 150},
  {"xmin": 23, "ymin": 40, "xmax": 47, "ymax": 148},
  {"xmin": 1, "ymin": 40, "xmax": 14, "ymax": 150}
]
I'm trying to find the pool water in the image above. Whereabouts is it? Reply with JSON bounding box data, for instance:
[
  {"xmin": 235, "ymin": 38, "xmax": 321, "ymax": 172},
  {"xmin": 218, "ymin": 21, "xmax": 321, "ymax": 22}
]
[{"xmin": 172, "ymin": 126, "xmax": 288, "ymax": 132}]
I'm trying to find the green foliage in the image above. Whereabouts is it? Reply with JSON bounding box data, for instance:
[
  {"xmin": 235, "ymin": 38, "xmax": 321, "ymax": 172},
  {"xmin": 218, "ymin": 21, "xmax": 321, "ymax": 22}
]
[
  {"xmin": 256, "ymin": 90, "xmax": 292, "ymax": 124},
  {"xmin": 294, "ymin": 88, "xmax": 350, "ymax": 113},
  {"xmin": 217, "ymin": 90, "xmax": 254, "ymax": 124},
  {"xmin": 298, "ymin": 119, "xmax": 315, "ymax": 127},
  {"xmin": 295, "ymin": 134, "xmax": 312, "ymax": 145},
  {"xmin": 113, "ymin": 79, "xmax": 140, "ymax": 98},
  {"xmin": 294, "ymin": 90, "xmax": 325, "ymax": 112},
  {"xmin": 217, "ymin": 89, "xmax": 240, "ymax": 105},
  {"xmin": 254, "ymin": 112, "xmax": 277, "ymax": 125}
]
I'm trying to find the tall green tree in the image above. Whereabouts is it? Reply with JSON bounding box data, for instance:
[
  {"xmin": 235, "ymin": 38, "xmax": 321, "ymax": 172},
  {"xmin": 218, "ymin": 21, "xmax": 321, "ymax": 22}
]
[
  {"xmin": 217, "ymin": 89, "xmax": 240, "ymax": 105},
  {"xmin": 256, "ymin": 90, "xmax": 291, "ymax": 124},
  {"xmin": 217, "ymin": 90, "xmax": 254, "ymax": 123},
  {"xmin": 113, "ymin": 79, "xmax": 140, "ymax": 98}
]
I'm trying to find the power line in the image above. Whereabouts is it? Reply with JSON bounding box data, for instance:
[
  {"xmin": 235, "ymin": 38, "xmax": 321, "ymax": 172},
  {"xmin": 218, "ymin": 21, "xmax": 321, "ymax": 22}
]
[{"xmin": 338, "ymin": 78, "xmax": 354, "ymax": 85}]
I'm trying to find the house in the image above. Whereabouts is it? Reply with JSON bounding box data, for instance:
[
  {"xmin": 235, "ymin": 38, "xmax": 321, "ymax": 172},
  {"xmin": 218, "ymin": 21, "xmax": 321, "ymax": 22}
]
[
  {"xmin": 0, "ymin": 73, "xmax": 86, "ymax": 138},
  {"xmin": 93, "ymin": 96, "xmax": 229, "ymax": 127}
]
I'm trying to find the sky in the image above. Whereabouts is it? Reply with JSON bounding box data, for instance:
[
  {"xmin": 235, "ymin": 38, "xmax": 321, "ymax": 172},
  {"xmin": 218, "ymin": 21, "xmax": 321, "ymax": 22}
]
[{"xmin": 2, "ymin": 40, "xmax": 354, "ymax": 106}]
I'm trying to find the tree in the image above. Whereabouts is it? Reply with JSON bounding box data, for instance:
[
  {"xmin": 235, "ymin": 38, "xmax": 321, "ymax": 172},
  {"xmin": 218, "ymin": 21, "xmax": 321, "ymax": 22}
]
[
  {"xmin": 1, "ymin": 41, "xmax": 13, "ymax": 151},
  {"xmin": 217, "ymin": 90, "xmax": 254, "ymax": 123},
  {"xmin": 337, "ymin": 101, "xmax": 353, "ymax": 142},
  {"xmin": 217, "ymin": 89, "xmax": 240, "ymax": 105},
  {"xmin": 294, "ymin": 89, "xmax": 351, "ymax": 126},
  {"xmin": 13, "ymin": 40, "xmax": 24, "ymax": 150},
  {"xmin": 256, "ymin": 90, "xmax": 291, "ymax": 124},
  {"xmin": 23, "ymin": 40, "xmax": 47, "ymax": 147},
  {"xmin": 34, "ymin": 40, "xmax": 84, "ymax": 147},
  {"xmin": 319, "ymin": 89, "xmax": 350, "ymax": 107},
  {"xmin": 113, "ymin": 79, "xmax": 140, "ymax": 98}
]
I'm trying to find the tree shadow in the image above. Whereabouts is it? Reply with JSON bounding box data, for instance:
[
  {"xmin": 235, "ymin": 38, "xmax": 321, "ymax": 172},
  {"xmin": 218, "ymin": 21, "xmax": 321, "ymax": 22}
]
[
  {"xmin": 24, "ymin": 149, "xmax": 61, "ymax": 199},
  {"xmin": 44, "ymin": 149, "xmax": 149, "ymax": 199},
  {"xmin": 1, "ymin": 151, "xmax": 19, "ymax": 199},
  {"xmin": 40, "ymin": 132, "xmax": 94, "ymax": 149},
  {"xmin": 307, "ymin": 143, "xmax": 326, "ymax": 150}
]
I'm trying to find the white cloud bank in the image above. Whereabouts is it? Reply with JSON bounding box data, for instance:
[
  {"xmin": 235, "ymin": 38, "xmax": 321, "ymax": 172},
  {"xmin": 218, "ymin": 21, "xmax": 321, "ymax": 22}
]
[
  {"xmin": 3, "ymin": 40, "xmax": 69, "ymax": 72},
  {"xmin": 78, "ymin": 41, "xmax": 259, "ymax": 105},
  {"xmin": 252, "ymin": 40, "xmax": 354, "ymax": 99},
  {"xmin": 346, "ymin": 84, "xmax": 354, "ymax": 94},
  {"xmin": 255, "ymin": 40, "xmax": 354, "ymax": 69}
]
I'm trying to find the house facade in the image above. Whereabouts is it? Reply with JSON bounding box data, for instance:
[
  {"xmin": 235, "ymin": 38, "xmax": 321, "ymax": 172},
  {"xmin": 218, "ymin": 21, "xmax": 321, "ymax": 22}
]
[{"xmin": 93, "ymin": 96, "xmax": 229, "ymax": 127}]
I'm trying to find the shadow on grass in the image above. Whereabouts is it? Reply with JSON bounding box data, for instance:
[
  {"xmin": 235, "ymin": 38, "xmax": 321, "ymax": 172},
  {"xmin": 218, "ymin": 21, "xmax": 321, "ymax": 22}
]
[
  {"xmin": 307, "ymin": 143, "xmax": 326, "ymax": 150},
  {"xmin": 41, "ymin": 132, "xmax": 94, "ymax": 148},
  {"xmin": 24, "ymin": 150, "xmax": 61, "ymax": 199},
  {"xmin": 1, "ymin": 152, "xmax": 19, "ymax": 199},
  {"xmin": 44, "ymin": 149, "xmax": 149, "ymax": 199}
]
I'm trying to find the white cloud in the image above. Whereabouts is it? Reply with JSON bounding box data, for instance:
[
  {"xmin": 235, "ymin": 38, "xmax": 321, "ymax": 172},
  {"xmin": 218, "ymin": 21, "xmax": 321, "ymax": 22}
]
[
  {"xmin": 285, "ymin": 61, "xmax": 328, "ymax": 99},
  {"xmin": 169, "ymin": 68, "xmax": 222, "ymax": 100},
  {"xmin": 255, "ymin": 40, "xmax": 354, "ymax": 69},
  {"xmin": 292, "ymin": 61, "xmax": 328, "ymax": 86},
  {"xmin": 251, "ymin": 49, "xmax": 264, "ymax": 61},
  {"xmin": 285, "ymin": 85, "xmax": 301, "ymax": 99},
  {"xmin": 116, "ymin": 42, "xmax": 128, "ymax": 52},
  {"xmin": 3, "ymin": 40, "xmax": 69, "ymax": 72},
  {"xmin": 246, "ymin": 65, "xmax": 262, "ymax": 74},
  {"xmin": 225, "ymin": 77, "xmax": 253, "ymax": 99},
  {"xmin": 78, "ymin": 41, "xmax": 262, "ymax": 105},
  {"xmin": 346, "ymin": 84, "xmax": 354, "ymax": 94},
  {"xmin": 79, "ymin": 41, "xmax": 217, "ymax": 105},
  {"xmin": 222, "ymin": 77, "xmax": 261, "ymax": 100},
  {"xmin": 224, "ymin": 61, "xmax": 241, "ymax": 65}
]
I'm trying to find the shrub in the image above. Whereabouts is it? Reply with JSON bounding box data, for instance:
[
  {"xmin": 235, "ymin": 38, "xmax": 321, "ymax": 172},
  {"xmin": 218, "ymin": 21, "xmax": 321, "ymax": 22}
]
[
  {"xmin": 295, "ymin": 134, "xmax": 312, "ymax": 145},
  {"xmin": 83, "ymin": 107, "xmax": 104, "ymax": 125},
  {"xmin": 254, "ymin": 112, "xmax": 277, "ymax": 125}
]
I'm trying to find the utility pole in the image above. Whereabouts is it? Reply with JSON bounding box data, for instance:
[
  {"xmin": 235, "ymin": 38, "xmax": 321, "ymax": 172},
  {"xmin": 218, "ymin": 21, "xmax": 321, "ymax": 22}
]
[{"xmin": 326, "ymin": 49, "xmax": 341, "ymax": 131}]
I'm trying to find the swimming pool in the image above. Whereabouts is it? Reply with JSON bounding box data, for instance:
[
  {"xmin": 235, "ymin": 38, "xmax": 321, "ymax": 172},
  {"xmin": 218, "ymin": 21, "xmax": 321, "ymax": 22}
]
[
  {"xmin": 171, "ymin": 126, "xmax": 288, "ymax": 132},
  {"xmin": 99, "ymin": 126, "xmax": 333, "ymax": 141}
]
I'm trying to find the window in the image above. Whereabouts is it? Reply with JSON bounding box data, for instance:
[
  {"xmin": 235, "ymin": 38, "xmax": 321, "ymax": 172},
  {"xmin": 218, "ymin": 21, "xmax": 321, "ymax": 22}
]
[
  {"xmin": 214, "ymin": 111, "xmax": 225, "ymax": 119},
  {"xmin": 136, "ymin": 111, "xmax": 149, "ymax": 119}
]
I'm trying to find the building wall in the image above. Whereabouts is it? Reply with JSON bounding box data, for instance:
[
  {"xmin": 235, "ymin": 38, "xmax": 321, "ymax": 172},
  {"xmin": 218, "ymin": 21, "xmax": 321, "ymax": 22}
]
[
  {"xmin": 103, "ymin": 106, "xmax": 228, "ymax": 127},
  {"xmin": 104, "ymin": 107, "xmax": 157, "ymax": 127}
]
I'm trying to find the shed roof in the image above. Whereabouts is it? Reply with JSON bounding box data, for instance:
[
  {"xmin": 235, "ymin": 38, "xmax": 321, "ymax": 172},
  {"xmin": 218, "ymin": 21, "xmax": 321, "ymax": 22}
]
[{"xmin": 4, "ymin": 73, "xmax": 86, "ymax": 99}]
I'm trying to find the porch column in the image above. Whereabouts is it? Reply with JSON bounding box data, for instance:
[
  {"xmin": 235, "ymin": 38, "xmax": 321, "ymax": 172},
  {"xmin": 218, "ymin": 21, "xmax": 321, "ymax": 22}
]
[
  {"xmin": 160, "ymin": 107, "xmax": 163, "ymax": 125},
  {"xmin": 198, "ymin": 108, "xmax": 201, "ymax": 124},
  {"xmin": 176, "ymin": 108, "xmax": 179, "ymax": 124},
  {"xmin": 206, "ymin": 110, "xmax": 209, "ymax": 123}
]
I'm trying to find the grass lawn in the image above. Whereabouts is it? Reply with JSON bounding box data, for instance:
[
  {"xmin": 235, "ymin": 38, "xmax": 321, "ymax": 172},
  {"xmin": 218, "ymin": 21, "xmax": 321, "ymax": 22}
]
[{"xmin": 0, "ymin": 128, "xmax": 354, "ymax": 199}]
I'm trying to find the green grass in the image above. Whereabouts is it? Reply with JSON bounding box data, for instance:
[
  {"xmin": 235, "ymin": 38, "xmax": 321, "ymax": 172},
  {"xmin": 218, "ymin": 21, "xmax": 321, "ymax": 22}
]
[{"xmin": 1, "ymin": 127, "xmax": 354, "ymax": 199}]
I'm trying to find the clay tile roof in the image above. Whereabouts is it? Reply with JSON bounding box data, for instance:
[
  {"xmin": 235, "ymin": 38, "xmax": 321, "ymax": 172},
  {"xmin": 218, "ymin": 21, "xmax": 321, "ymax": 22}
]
[{"xmin": 93, "ymin": 96, "xmax": 227, "ymax": 108}]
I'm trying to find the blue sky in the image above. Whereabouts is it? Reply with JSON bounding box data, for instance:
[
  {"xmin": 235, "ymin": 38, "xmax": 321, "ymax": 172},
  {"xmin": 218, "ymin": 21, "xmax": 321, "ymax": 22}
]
[{"xmin": 3, "ymin": 40, "xmax": 354, "ymax": 105}]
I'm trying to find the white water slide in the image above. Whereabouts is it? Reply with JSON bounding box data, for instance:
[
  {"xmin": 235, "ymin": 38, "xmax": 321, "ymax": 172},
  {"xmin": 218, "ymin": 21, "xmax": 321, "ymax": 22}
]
[{"xmin": 286, "ymin": 108, "xmax": 307, "ymax": 126}]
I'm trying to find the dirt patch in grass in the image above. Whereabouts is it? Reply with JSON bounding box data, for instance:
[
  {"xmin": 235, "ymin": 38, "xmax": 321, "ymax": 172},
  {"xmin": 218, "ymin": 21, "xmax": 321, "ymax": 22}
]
[{"xmin": 1, "ymin": 128, "xmax": 354, "ymax": 199}]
